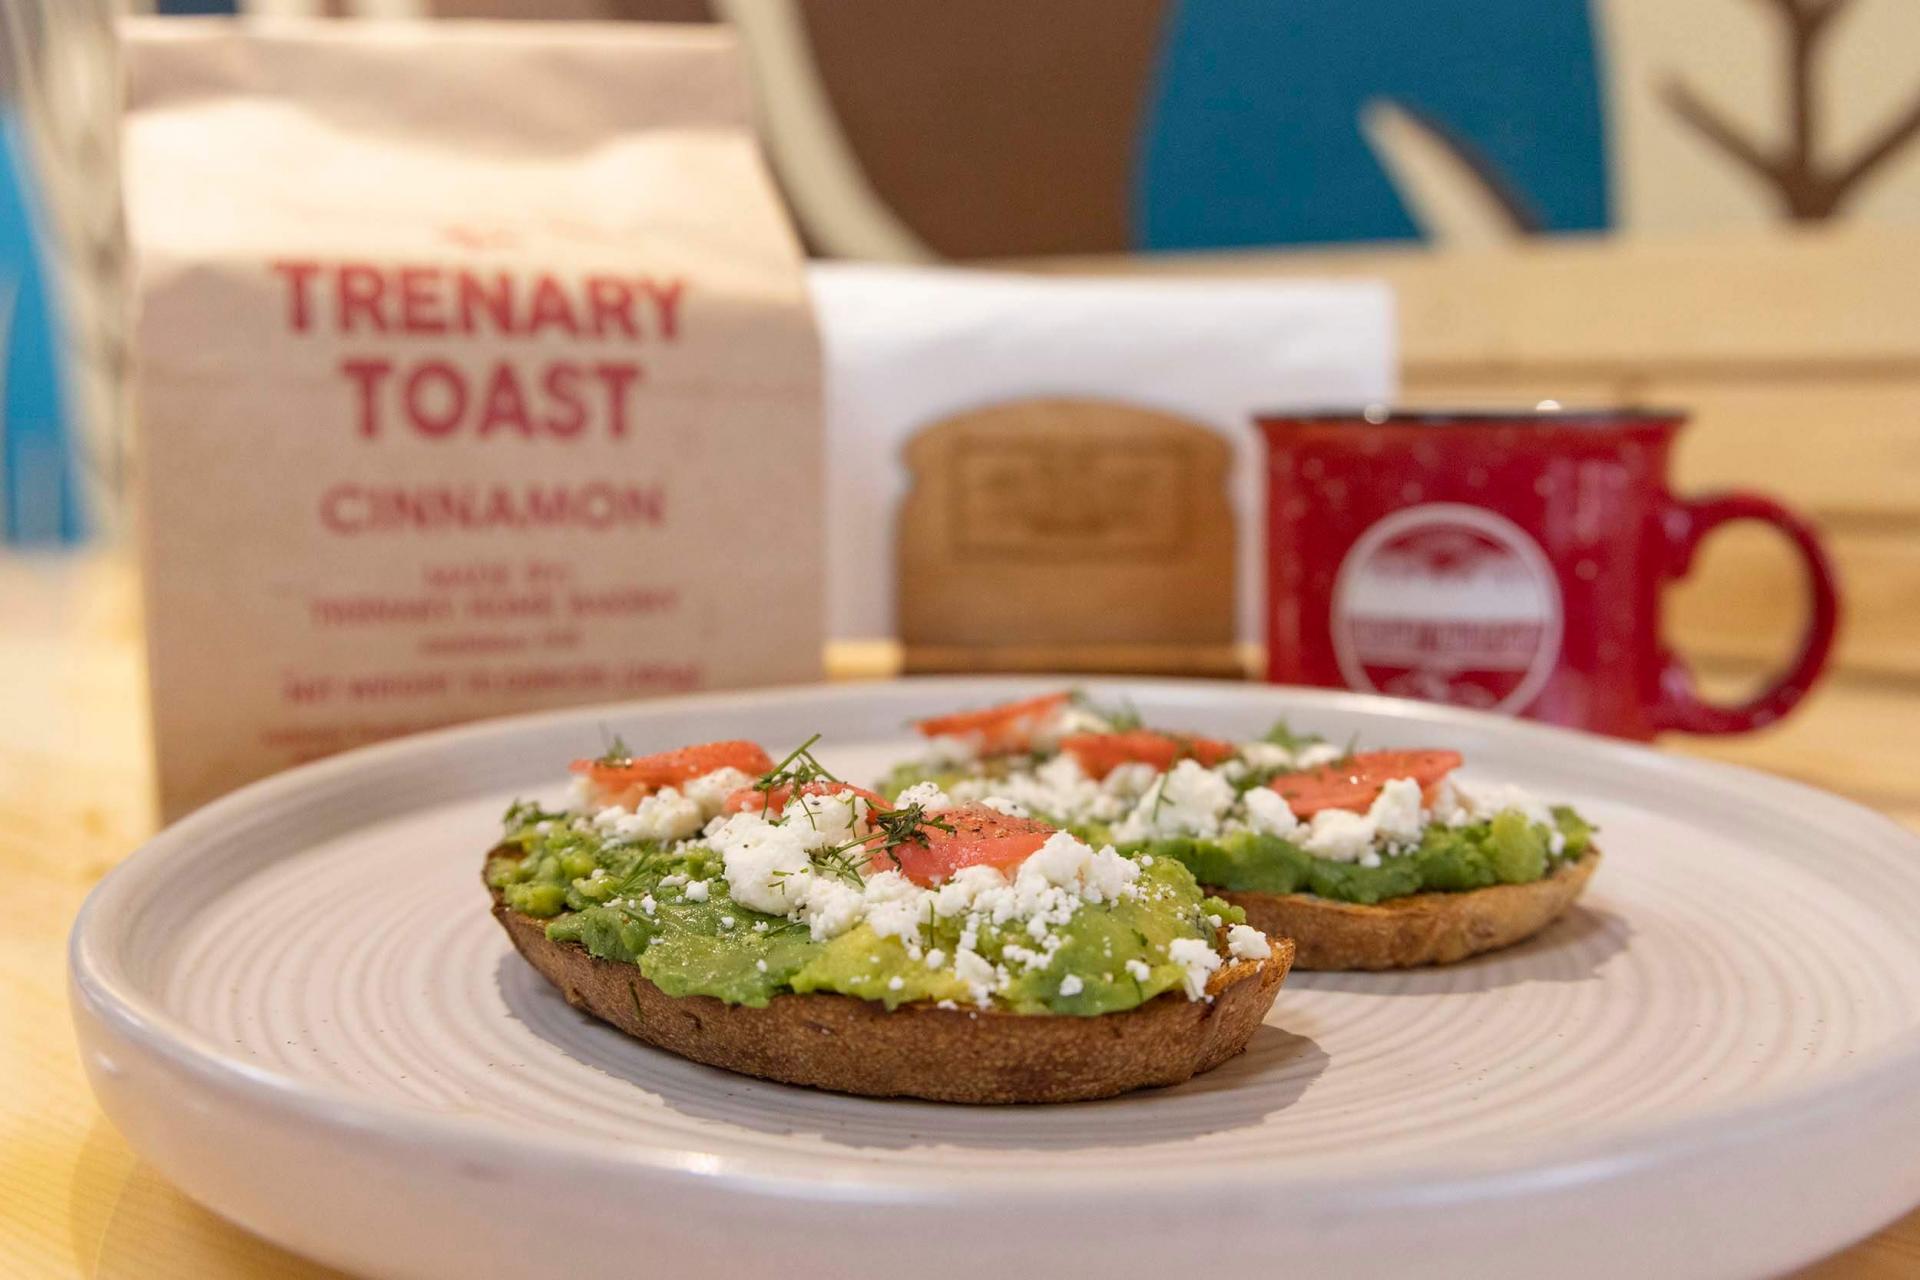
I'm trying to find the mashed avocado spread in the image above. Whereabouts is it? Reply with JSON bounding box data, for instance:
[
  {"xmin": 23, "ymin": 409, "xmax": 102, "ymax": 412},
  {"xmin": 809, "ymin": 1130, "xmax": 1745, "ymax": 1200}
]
[
  {"xmin": 1087, "ymin": 808, "xmax": 1592, "ymax": 903},
  {"xmin": 492, "ymin": 709, "xmax": 1589, "ymax": 1016},
  {"xmin": 879, "ymin": 718, "xmax": 1594, "ymax": 908},
  {"xmin": 488, "ymin": 798, "xmax": 1251, "ymax": 1016}
]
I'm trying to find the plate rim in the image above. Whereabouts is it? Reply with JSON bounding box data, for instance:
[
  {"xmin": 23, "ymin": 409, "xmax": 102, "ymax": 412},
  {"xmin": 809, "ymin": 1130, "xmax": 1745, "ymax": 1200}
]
[{"xmin": 69, "ymin": 676, "xmax": 1920, "ymax": 1209}]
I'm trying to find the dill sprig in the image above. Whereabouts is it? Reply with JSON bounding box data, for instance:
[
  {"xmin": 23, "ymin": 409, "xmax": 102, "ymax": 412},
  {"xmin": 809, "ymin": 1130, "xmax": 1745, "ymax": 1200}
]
[
  {"xmin": 860, "ymin": 802, "xmax": 954, "ymax": 871},
  {"xmin": 1326, "ymin": 731, "xmax": 1362, "ymax": 771},
  {"xmin": 610, "ymin": 847, "xmax": 678, "ymax": 898},
  {"xmin": 1260, "ymin": 719, "xmax": 1323, "ymax": 753},
  {"xmin": 804, "ymin": 845, "xmax": 869, "ymax": 887},
  {"xmin": 593, "ymin": 732, "xmax": 633, "ymax": 767},
  {"xmin": 744, "ymin": 732, "xmax": 959, "ymax": 884},
  {"xmin": 751, "ymin": 733, "xmax": 843, "ymax": 822},
  {"xmin": 799, "ymin": 800, "xmax": 955, "ymax": 882},
  {"xmin": 767, "ymin": 835, "xmax": 868, "ymax": 887},
  {"xmin": 1148, "ymin": 771, "xmax": 1173, "ymax": 821}
]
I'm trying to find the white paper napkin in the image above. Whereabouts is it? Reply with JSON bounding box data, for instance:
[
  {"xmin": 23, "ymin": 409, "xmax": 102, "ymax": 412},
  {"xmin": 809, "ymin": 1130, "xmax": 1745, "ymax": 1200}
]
[{"xmin": 810, "ymin": 261, "xmax": 1396, "ymax": 643}]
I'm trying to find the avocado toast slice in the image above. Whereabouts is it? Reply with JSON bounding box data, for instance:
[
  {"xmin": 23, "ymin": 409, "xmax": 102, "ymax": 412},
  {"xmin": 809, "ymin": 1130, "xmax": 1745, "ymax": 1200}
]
[
  {"xmin": 1214, "ymin": 852, "xmax": 1599, "ymax": 970},
  {"xmin": 486, "ymin": 735, "xmax": 1292, "ymax": 1103},
  {"xmin": 882, "ymin": 693, "xmax": 1600, "ymax": 971}
]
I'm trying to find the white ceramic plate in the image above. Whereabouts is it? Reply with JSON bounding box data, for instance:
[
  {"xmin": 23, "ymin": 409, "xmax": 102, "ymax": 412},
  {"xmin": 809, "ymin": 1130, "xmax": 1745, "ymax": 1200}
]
[{"xmin": 71, "ymin": 679, "xmax": 1920, "ymax": 1280}]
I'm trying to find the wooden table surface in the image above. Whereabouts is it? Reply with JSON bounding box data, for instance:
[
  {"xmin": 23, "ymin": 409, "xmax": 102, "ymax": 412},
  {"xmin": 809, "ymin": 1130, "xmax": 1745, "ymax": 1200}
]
[{"xmin": 3, "ymin": 551, "xmax": 1915, "ymax": 1279}]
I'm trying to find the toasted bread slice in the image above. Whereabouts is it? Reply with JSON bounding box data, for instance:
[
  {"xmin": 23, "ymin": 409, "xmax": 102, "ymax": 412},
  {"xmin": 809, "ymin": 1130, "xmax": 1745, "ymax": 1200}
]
[
  {"xmin": 488, "ymin": 857, "xmax": 1295, "ymax": 1104},
  {"xmin": 1220, "ymin": 849, "xmax": 1601, "ymax": 971}
]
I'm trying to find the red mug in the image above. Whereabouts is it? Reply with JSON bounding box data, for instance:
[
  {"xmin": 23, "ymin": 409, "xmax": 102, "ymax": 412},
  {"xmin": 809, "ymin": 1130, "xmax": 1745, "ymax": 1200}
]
[{"xmin": 1256, "ymin": 409, "xmax": 1840, "ymax": 739}]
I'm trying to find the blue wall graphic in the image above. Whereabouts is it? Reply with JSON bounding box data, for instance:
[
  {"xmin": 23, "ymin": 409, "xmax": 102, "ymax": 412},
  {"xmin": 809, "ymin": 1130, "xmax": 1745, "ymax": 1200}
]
[
  {"xmin": 0, "ymin": 111, "xmax": 83, "ymax": 544},
  {"xmin": 1136, "ymin": 0, "xmax": 1612, "ymax": 250}
]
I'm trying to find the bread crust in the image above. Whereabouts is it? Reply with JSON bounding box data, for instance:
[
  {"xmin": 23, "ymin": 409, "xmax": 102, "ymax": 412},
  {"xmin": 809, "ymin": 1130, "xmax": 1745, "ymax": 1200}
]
[
  {"xmin": 488, "ymin": 856, "xmax": 1294, "ymax": 1104},
  {"xmin": 1221, "ymin": 850, "xmax": 1601, "ymax": 971}
]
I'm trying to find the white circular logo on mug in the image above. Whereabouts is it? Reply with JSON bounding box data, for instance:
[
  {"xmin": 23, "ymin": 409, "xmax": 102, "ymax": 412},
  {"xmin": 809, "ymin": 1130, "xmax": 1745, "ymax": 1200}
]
[{"xmin": 1331, "ymin": 503, "xmax": 1563, "ymax": 715}]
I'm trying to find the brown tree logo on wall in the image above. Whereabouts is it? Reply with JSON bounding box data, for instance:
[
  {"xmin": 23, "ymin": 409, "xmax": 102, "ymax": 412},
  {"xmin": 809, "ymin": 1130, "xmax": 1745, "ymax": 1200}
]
[{"xmin": 1664, "ymin": 0, "xmax": 1920, "ymax": 219}]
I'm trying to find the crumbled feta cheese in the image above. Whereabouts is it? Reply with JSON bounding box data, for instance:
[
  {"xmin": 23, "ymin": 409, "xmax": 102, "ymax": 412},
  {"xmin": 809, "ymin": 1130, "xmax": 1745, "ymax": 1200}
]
[
  {"xmin": 755, "ymin": 958, "xmax": 768, "ymax": 972},
  {"xmin": 709, "ymin": 811, "xmax": 815, "ymax": 914},
  {"xmin": 638, "ymin": 894, "xmax": 657, "ymax": 916},
  {"xmin": 1124, "ymin": 958, "xmax": 1152, "ymax": 983},
  {"xmin": 796, "ymin": 875, "xmax": 865, "ymax": 940},
  {"xmin": 1226, "ymin": 924, "xmax": 1270, "ymax": 961},
  {"xmin": 1101, "ymin": 761, "xmax": 1160, "ymax": 800},
  {"xmin": 1058, "ymin": 973, "xmax": 1085, "ymax": 997},
  {"xmin": 1302, "ymin": 808, "xmax": 1376, "ymax": 863},
  {"xmin": 1001, "ymin": 942, "xmax": 1045, "ymax": 971},
  {"xmin": 932, "ymin": 864, "xmax": 1008, "ymax": 920},
  {"xmin": 719, "ymin": 916, "xmax": 735, "ymax": 930},
  {"xmin": 592, "ymin": 787, "xmax": 704, "ymax": 842},
  {"xmin": 950, "ymin": 755, "xmax": 1063, "ymax": 815},
  {"xmin": 887, "ymin": 975, "xmax": 905, "ymax": 992},
  {"xmin": 954, "ymin": 948, "xmax": 998, "ymax": 1006},
  {"xmin": 1019, "ymin": 831, "xmax": 1142, "ymax": 903},
  {"xmin": 683, "ymin": 879, "xmax": 710, "ymax": 902},
  {"xmin": 947, "ymin": 752, "xmax": 1155, "ymax": 827},
  {"xmin": 981, "ymin": 795, "xmax": 1030, "ymax": 818},
  {"xmin": 1031, "ymin": 702, "xmax": 1111, "ymax": 749},
  {"xmin": 1289, "ymin": 776, "xmax": 1431, "ymax": 864},
  {"xmin": 782, "ymin": 787, "xmax": 871, "ymax": 844},
  {"xmin": 1238, "ymin": 741, "xmax": 1297, "ymax": 770},
  {"xmin": 681, "ymin": 766, "xmax": 754, "ymax": 819},
  {"xmin": 1167, "ymin": 937, "xmax": 1222, "ymax": 999},
  {"xmin": 702, "ymin": 800, "xmax": 1188, "ymax": 1006},
  {"xmin": 1438, "ymin": 777, "xmax": 1556, "ymax": 830},
  {"xmin": 1114, "ymin": 759, "xmax": 1237, "ymax": 842},
  {"xmin": 708, "ymin": 792, "xmax": 879, "ymax": 928},
  {"xmin": 1369, "ymin": 777, "xmax": 1426, "ymax": 845},
  {"xmin": 1295, "ymin": 742, "xmax": 1346, "ymax": 768},
  {"xmin": 893, "ymin": 780, "xmax": 955, "ymax": 812},
  {"xmin": 1241, "ymin": 786, "xmax": 1301, "ymax": 837},
  {"xmin": 920, "ymin": 734, "xmax": 981, "ymax": 765},
  {"xmin": 854, "ymin": 870, "xmax": 926, "ymax": 944}
]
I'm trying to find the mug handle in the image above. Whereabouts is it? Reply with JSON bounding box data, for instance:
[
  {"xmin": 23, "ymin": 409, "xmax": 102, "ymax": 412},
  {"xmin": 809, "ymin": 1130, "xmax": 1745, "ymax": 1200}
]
[{"xmin": 1652, "ymin": 492, "xmax": 1841, "ymax": 735}]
